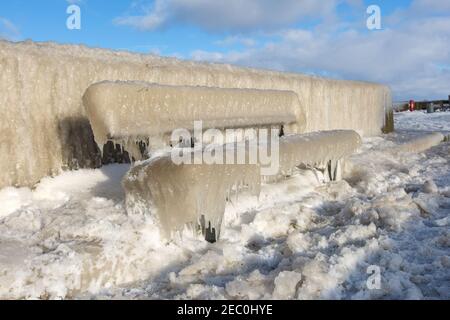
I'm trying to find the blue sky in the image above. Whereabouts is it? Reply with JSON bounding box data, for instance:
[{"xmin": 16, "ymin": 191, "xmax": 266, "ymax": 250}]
[
  {"xmin": 1, "ymin": 0, "xmax": 449, "ymax": 101},
  {"xmin": 0, "ymin": 0, "xmax": 219, "ymax": 56}
]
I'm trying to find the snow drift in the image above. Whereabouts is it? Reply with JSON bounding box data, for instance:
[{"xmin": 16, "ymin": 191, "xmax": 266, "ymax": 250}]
[
  {"xmin": 0, "ymin": 40, "xmax": 391, "ymax": 189},
  {"xmin": 393, "ymin": 132, "xmax": 444, "ymax": 154}
]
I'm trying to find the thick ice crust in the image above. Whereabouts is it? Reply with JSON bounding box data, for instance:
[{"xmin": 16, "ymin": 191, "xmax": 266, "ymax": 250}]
[
  {"xmin": 123, "ymin": 157, "xmax": 261, "ymax": 239},
  {"xmin": 123, "ymin": 130, "xmax": 361, "ymax": 239},
  {"xmin": 83, "ymin": 81, "xmax": 302, "ymax": 148},
  {"xmin": 278, "ymin": 130, "xmax": 362, "ymax": 174}
]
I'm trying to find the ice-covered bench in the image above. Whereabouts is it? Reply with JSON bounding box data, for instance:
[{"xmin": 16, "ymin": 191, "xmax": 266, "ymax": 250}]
[
  {"xmin": 83, "ymin": 81, "xmax": 362, "ymax": 241},
  {"xmin": 121, "ymin": 131, "xmax": 361, "ymax": 241},
  {"xmin": 83, "ymin": 81, "xmax": 303, "ymax": 160}
]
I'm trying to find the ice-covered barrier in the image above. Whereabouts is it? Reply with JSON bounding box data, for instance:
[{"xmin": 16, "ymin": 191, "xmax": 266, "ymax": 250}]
[
  {"xmin": 83, "ymin": 81, "xmax": 303, "ymax": 153},
  {"xmin": 0, "ymin": 40, "xmax": 391, "ymax": 188},
  {"xmin": 123, "ymin": 130, "xmax": 361, "ymax": 241},
  {"xmin": 393, "ymin": 132, "xmax": 444, "ymax": 154}
]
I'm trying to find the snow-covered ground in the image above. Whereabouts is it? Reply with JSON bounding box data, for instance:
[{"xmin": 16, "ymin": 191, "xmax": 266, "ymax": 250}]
[
  {"xmin": 0, "ymin": 111, "xmax": 448, "ymax": 300},
  {"xmin": 394, "ymin": 110, "xmax": 450, "ymax": 134}
]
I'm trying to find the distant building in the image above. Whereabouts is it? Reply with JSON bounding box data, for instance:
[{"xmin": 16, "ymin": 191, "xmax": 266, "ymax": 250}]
[{"xmin": 394, "ymin": 96, "xmax": 450, "ymax": 112}]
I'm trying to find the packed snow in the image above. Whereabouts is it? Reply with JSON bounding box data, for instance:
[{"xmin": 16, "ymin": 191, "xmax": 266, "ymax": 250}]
[
  {"xmin": 0, "ymin": 111, "xmax": 449, "ymax": 300},
  {"xmin": 394, "ymin": 111, "xmax": 450, "ymax": 134}
]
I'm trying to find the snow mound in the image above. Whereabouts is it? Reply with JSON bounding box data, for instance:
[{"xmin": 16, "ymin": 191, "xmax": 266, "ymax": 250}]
[{"xmin": 0, "ymin": 187, "xmax": 33, "ymax": 219}]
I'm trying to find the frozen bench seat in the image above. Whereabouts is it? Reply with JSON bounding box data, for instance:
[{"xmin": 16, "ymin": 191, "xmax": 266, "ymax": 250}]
[
  {"xmin": 83, "ymin": 81, "xmax": 304, "ymax": 159},
  {"xmin": 121, "ymin": 131, "xmax": 362, "ymax": 242},
  {"xmin": 83, "ymin": 81, "xmax": 361, "ymax": 242}
]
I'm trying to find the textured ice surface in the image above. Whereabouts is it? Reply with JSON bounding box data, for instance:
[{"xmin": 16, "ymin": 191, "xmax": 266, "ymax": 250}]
[
  {"xmin": 0, "ymin": 40, "xmax": 391, "ymax": 188},
  {"xmin": 123, "ymin": 156, "xmax": 261, "ymax": 240},
  {"xmin": 277, "ymin": 130, "xmax": 362, "ymax": 175},
  {"xmin": 123, "ymin": 130, "xmax": 361, "ymax": 240},
  {"xmin": 83, "ymin": 81, "xmax": 302, "ymax": 152}
]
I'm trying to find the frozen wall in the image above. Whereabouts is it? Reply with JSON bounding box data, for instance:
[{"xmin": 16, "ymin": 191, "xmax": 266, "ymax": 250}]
[{"xmin": 0, "ymin": 40, "xmax": 392, "ymax": 188}]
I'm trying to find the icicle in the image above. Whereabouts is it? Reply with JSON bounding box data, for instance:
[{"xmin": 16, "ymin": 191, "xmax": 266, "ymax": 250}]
[{"xmin": 123, "ymin": 155, "xmax": 261, "ymax": 241}]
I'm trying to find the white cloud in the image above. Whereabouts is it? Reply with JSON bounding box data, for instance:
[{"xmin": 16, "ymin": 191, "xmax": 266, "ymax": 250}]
[
  {"xmin": 115, "ymin": 0, "xmax": 449, "ymax": 100},
  {"xmin": 190, "ymin": 2, "xmax": 450, "ymax": 100},
  {"xmin": 114, "ymin": 0, "xmax": 354, "ymax": 32},
  {"xmin": 214, "ymin": 36, "xmax": 257, "ymax": 47},
  {"xmin": 410, "ymin": 0, "xmax": 450, "ymax": 12},
  {"xmin": 0, "ymin": 18, "xmax": 20, "ymax": 41}
]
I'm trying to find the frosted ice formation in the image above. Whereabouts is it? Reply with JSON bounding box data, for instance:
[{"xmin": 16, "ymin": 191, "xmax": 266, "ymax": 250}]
[
  {"xmin": 277, "ymin": 130, "xmax": 362, "ymax": 178},
  {"xmin": 83, "ymin": 81, "xmax": 303, "ymax": 154},
  {"xmin": 123, "ymin": 156, "xmax": 261, "ymax": 241},
  {"xmin": 0, "ymin": 40, "xmax": 391, "ymax": 189},
  {"xmin": 123, "ymin": 130, "xmax": 361, "ymax": 241},
  {"xmin": 394, "ymin": 132, "xmax": 444, "ymax": 154}
]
